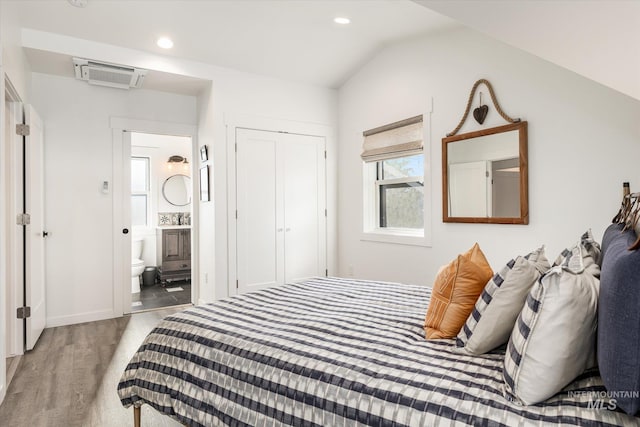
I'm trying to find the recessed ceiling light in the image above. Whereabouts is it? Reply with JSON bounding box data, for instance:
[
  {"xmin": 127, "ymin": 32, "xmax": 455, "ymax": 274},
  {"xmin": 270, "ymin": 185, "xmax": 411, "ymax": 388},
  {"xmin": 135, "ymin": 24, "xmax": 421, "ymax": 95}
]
[
  {"xmin": 334, "ymin": 17, "xmax": 351, "ymax": 25},
  {"xmin": 68, "ymin": 0, "xmax": 88, "ymax": 7},
  {"xmin": 157, "ymin": 37, "xmax": 174, "ymax": 49}
]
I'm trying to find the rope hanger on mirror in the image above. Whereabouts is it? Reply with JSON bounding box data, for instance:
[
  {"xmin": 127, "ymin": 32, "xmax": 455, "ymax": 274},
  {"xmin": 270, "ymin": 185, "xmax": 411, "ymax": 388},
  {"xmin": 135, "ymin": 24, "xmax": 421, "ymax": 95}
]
[
  {"xmin": 447, "ymin": 79, "xmax": 521, "ymax": 137},
  {"xmin": 612, "ymin": 182, "xmax": 640, "ymax": 250}
]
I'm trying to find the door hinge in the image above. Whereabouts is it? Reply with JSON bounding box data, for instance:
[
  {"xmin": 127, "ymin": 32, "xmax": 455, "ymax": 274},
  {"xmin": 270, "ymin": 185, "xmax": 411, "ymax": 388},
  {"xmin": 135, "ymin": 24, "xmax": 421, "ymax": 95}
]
[
  {"xmin": 235, "ymin": 143, "xmax": 237, "ymax": 153},
  {"xmin": 236, "ymin": 279, "xmax": 239, "ymax": 288},
  {"xmin": 324, "ymin": 209, "xmax": 327, "ymax": 217},
  {"xmin": 324, "ymin": 150, "xmax": 327, "ymax": 159},
  {"xmin": 16, "ymin": 124, "xmax": 30, "ymax": 136},
  {"xmin": 16, "ymin": 213, "xmax": 31, "ymax": 225},
  {"xmin": 485, "ymin": 171, "xmax": 490, "ymax": 178},
  {"xmin": 235, "ymin": 210, "xmax": 238, "ymax": 219},
  {"xmin": 17, "ymin": 306, "xmax": 31, "ymax": 319},
  {"xmin": 325, "ymin": 269, "xmax": 328, "ymax": 277}
]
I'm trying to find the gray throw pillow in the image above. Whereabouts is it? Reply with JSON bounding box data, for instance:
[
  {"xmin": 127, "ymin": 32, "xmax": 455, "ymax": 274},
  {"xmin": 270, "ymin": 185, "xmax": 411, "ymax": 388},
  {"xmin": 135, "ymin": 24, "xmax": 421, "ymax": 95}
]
[
  {"xmin": 503, "ymin": 240, "xmax": 600, "ymax": 405},
  {"xmin": 456, "ymin": 247, "xmax": 550, "ymax": 355}
]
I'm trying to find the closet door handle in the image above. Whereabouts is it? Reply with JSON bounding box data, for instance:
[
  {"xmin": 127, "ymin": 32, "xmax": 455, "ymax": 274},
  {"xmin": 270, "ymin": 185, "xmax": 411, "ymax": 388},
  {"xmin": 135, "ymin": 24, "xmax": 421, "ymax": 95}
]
[{"xmin": 277, "ymin": 228, "xmax": 283, "ymax": 232}]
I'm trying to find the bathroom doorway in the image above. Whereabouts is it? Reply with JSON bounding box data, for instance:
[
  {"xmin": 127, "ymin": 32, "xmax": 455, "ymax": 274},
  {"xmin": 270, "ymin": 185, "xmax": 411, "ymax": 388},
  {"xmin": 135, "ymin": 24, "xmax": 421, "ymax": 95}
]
[{"xmin": 129, "ymin": 132, "xmax": 193, "ymax": 312}]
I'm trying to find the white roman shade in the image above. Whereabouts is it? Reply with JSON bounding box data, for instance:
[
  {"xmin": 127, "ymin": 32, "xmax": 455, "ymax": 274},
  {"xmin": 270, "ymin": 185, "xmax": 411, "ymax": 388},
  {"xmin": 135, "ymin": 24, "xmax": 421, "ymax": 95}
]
[{"xmin": 361, "ymin": 115, "xmax": 423, "ymax": 162}]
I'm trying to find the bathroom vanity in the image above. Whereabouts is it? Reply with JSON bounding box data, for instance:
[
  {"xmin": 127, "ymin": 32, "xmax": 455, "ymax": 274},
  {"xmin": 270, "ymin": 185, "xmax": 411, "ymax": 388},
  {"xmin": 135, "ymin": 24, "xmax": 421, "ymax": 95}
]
[{"xmin": 156, "ymin": 226, "xmax": 191, "ymax": 285}]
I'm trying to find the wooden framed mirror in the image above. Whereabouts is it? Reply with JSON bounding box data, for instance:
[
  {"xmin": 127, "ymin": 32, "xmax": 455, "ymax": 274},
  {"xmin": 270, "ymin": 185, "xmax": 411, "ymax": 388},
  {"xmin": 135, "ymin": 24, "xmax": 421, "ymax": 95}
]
[{"xmin": 442, "ymin": 121, "xmax": 528, "ymax": 224}]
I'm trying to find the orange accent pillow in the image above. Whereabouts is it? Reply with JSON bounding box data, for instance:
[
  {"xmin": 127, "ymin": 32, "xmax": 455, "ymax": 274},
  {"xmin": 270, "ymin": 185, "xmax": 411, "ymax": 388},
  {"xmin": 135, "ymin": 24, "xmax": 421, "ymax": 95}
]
[{"xmin": 424, "ymin": 243, "xmax": 493, "ymax": 339}]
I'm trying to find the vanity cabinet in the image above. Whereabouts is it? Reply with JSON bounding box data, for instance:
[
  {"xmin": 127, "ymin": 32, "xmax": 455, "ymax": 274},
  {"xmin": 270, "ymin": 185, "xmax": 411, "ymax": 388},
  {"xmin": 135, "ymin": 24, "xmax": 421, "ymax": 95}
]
[{"xmin": 156, "ymin": 227, "xmax": 191, "ymax": 285}]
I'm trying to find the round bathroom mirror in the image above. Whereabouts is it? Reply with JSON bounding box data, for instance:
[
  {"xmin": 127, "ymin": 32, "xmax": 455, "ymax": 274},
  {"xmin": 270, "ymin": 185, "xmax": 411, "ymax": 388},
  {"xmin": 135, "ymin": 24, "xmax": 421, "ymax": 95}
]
[{"xmin": 162, "ymin": 174, "xmax": 191, "ymax": 206}]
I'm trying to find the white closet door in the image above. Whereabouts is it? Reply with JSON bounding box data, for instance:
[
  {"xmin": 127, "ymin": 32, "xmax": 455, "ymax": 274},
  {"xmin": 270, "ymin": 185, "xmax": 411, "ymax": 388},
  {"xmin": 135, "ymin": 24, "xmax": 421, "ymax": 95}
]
[
  {"xmin": 282, "ymin": 134, "xmax": 324, "ymax": 283},
  {"xmin": 235, "ymin": 128, "xmax": 325, "ymax": 294},
  {"xmin": 236, "ymin": 129, "xmax": 283, "ymax": 293}
]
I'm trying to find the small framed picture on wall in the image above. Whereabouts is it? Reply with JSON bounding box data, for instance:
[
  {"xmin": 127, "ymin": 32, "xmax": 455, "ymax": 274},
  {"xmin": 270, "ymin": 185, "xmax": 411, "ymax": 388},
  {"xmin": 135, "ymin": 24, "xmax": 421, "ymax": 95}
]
[
  {"xmin": 200, "ymin": 165, "xmax": 210, "ymax": 202},
  {"xmin": 200, "ymin": 145, "xmax": 208, "ymax": 162}
]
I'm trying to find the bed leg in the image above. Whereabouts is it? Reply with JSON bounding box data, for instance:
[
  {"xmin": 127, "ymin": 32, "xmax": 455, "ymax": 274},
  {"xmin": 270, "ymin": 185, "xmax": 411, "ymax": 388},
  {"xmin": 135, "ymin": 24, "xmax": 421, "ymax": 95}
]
[{"xmin": 134, "ymin": 406, "xmax": 141, "ymax": 427}]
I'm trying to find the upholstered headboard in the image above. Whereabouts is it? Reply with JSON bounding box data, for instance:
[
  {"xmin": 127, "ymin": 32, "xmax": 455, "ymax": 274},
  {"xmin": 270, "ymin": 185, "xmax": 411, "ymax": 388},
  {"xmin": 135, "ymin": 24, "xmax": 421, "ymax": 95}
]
[{"xmin": 598, "ymin": 223, "xmax": 640, "ymax": 415}]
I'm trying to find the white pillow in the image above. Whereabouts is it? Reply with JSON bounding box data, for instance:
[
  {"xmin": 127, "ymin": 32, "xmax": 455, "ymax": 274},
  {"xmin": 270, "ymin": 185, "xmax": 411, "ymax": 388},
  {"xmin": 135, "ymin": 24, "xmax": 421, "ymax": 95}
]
[
  {"xmin": 552, "ymin": 229, "xmax": 599, "ymax": 266},
  {"xmin": 456, "ymin": 247, "xmax": 550, "ymax": 355},
  {"xmin": 503, "ymin": 241, "xmax": 600, "ymax": 405}
]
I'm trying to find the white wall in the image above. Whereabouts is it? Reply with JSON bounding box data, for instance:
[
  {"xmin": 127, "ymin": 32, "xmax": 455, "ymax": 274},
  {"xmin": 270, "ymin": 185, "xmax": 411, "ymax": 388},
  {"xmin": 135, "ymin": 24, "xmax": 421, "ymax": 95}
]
[
  {"xmin": 0, "ymin": 1, "xmax": 31, "ymax": 100},
  {"xmin": 30, "ymin": 72, "xmax": 197, "ymax": 327},
  {"xmin": 196, "ymin": 84, "xmax": 216, "ymax": 304},
  {"xmin": 337, "ymin": 26, "xmax": 640, "ymax": 285}
]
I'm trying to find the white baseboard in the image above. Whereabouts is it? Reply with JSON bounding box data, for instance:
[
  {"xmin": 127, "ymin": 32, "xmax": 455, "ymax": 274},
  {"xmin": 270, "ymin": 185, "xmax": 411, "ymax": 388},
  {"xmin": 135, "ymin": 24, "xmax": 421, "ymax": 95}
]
[
  {"xmin": 46, "ymin": 309, "xmax": 117, "ymax": 328},
  {"xmin": 197, "ymin": 298, "xmax": 209, "ymax": 306},
  {"xmin": 0, "ymin": 383, "xmax": 5, "ymax": 407}
]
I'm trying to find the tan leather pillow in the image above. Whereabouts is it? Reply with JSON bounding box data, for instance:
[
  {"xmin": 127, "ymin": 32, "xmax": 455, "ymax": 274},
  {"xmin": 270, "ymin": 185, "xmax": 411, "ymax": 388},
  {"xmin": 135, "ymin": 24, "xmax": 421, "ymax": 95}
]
[{"xmin": 424, "ymin": 243, "xmax": 493, "ymax": 339}]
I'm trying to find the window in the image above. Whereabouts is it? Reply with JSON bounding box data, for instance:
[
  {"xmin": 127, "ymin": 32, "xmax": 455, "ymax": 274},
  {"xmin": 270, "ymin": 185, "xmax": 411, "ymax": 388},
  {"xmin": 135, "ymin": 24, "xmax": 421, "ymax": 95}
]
[
  {"xmin": 131, "ymin": 157, "xmax": 150, "ymax": 227},
  {"xmin": 361, "ymin": 115, "xmax": 429, "ymax": 246},
  {"xmin": 377, "ymin": 155, "xmax": 424, "ymax": 229}
]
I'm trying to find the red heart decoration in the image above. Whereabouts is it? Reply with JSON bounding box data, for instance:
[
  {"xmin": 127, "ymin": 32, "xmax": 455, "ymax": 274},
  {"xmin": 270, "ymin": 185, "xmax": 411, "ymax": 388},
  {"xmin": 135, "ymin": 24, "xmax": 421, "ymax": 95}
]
[{"xmin": 473, "ymin": 105, "xmax": 489, "ymax": 124}]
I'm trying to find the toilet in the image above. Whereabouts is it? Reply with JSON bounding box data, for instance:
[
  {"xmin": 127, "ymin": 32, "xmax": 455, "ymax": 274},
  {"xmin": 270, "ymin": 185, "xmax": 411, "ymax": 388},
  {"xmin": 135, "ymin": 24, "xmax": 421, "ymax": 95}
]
[{"xmin": 132, "ymin": 238, "xmax": 145, "ymax": 293}]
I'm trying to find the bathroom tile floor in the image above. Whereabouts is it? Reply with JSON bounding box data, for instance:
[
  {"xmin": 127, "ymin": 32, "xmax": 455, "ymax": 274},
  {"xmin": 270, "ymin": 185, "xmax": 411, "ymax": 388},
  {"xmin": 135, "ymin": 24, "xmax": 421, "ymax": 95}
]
[{"xmin": 131, "ymin": 281, "xmax": 191, "ymax": 312}]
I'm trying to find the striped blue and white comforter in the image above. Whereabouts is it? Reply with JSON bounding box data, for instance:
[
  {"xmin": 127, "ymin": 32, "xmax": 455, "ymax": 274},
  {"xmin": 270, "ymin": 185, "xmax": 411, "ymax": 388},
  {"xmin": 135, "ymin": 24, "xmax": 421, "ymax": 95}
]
[{"xmin": 118, "ymin": 277, "xmax": 640, "ymax": 426}]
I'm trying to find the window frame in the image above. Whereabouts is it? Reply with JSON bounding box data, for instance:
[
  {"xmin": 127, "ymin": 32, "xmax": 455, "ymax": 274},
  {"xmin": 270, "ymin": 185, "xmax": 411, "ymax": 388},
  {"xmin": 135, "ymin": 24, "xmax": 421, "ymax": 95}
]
[
  {"xmin": 131, "ymin": 156, "xmax": 151, "ymax": 228},
  {"xmin": 362, "ymin": 152, "xmax": 431, "ymax": 247},
  {"xmin": 376, "ymin": 159, "xmax": 424, "ymax": 229}
]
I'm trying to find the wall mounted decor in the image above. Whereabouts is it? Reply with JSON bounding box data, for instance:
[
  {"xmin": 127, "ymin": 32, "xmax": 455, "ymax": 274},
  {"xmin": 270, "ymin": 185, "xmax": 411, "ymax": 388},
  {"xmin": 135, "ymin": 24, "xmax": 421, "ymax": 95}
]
[
  {"xmin": 447, "ymin": 79, "xmax": 520, "ymax": 137},
  {"xmin": 162, "ymin": 174, "xmax": 191, "ymax": 206},
  {"xmin": 200, "ymin": 145, "xmax": 208, "ymax": 162},
  {"xmin": 442, "ymin": 122, "xmax": 528, "ymax": 224},
  {"xmin": 472, "ymin": 93, "xmax": 488, "ymax": 125},
  {"xmin": 200, "ymin": 165, "xmax": 210, "ymax": 202},
  {"xmin": 443, "ymin": 79, "xmax": 527, "ymax": 224}
]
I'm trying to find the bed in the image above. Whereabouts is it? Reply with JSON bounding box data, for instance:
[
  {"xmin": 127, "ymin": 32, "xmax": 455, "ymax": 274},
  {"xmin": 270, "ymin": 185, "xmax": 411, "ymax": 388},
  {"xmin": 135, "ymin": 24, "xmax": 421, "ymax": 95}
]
[{"xmin": 118, "ymin": 276, "xmax": 640, "ymax": 426}]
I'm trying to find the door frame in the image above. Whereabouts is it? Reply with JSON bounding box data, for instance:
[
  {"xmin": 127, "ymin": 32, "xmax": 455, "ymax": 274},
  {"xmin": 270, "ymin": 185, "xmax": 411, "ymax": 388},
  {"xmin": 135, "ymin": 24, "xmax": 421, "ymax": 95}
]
[
  {"xmin": 225, "ymin": 114, "xmax": 336, "ymax": 297},
  {"xmin": 4, "ymin": 78, "xmax": 25, "ymax": 358},
  {"xmin": 110, "ymin": 118, "xmax": 198, "ymax": 315},
  {"xmin": 1, "ymin": 72, "xmax": 26, "ymax": 404}
]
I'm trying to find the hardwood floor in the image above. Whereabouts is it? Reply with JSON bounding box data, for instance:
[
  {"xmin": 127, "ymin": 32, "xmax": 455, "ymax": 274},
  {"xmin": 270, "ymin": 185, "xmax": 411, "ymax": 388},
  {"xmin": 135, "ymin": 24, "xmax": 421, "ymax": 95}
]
[
  {"xmin": 0, "ymin": 308, "xmax": 185, "ymax": 426},
  {"xmin": 6, "ymin": 356, "xmax": 22, "ymax": 388}
]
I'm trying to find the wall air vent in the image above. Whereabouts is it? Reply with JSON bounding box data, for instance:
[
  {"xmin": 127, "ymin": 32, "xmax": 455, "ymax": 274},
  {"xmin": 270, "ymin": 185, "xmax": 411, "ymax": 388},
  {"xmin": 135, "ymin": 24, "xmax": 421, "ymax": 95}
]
[{"xmin": 72, "ymin": 58, "xmax": 147, "ymax": 90}]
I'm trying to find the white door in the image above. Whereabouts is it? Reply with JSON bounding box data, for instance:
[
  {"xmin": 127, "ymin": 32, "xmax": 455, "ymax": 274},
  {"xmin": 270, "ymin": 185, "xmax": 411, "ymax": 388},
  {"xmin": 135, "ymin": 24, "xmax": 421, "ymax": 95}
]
[
  {"xmin": 281, "ymin": 134, "xmax": 325, "ymax": 283},
  {"xmin": 236, "ymin": 129, "xmax": 281, "ymax": 293},
  {"xmin": 448, "ymin": 161, "xmax": 489, "ymax": 217},
  {"xmin": 236, "ymin": 129, "xmax": 325, "ymax": 294},
  {"xmin": 121, "ymin": 131, "xmax": 132, "ymax": 313},
  {"xmin": 24, "ymin": 105, "xmax": 46, "ymax": 351}
]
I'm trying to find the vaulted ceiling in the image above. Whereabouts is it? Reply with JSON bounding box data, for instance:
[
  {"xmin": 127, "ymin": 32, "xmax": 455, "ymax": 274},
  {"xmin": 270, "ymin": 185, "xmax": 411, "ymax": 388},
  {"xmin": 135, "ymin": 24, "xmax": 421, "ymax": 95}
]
[
  {"xmin": 7, "ymin": 0, "xmax": 639, "ymax": 100},
  {"xmin": 415, "ymin": 1, "xmax": 640, "ymax": 101},
  {"xmin": 10, "ymin": 0, "xmax": 457, "ymax": 90}
]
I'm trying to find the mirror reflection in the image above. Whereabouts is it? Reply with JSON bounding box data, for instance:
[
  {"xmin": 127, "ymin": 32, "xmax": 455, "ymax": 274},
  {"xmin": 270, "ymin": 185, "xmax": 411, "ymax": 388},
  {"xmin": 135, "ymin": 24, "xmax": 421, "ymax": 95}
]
[
  {"xmin": 442, "ymin": 122, "xmax": 528, "ymax": 224},
  {"xmin": 162, "ymin": 174, "xmax": 191, "ymax": 206}
]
